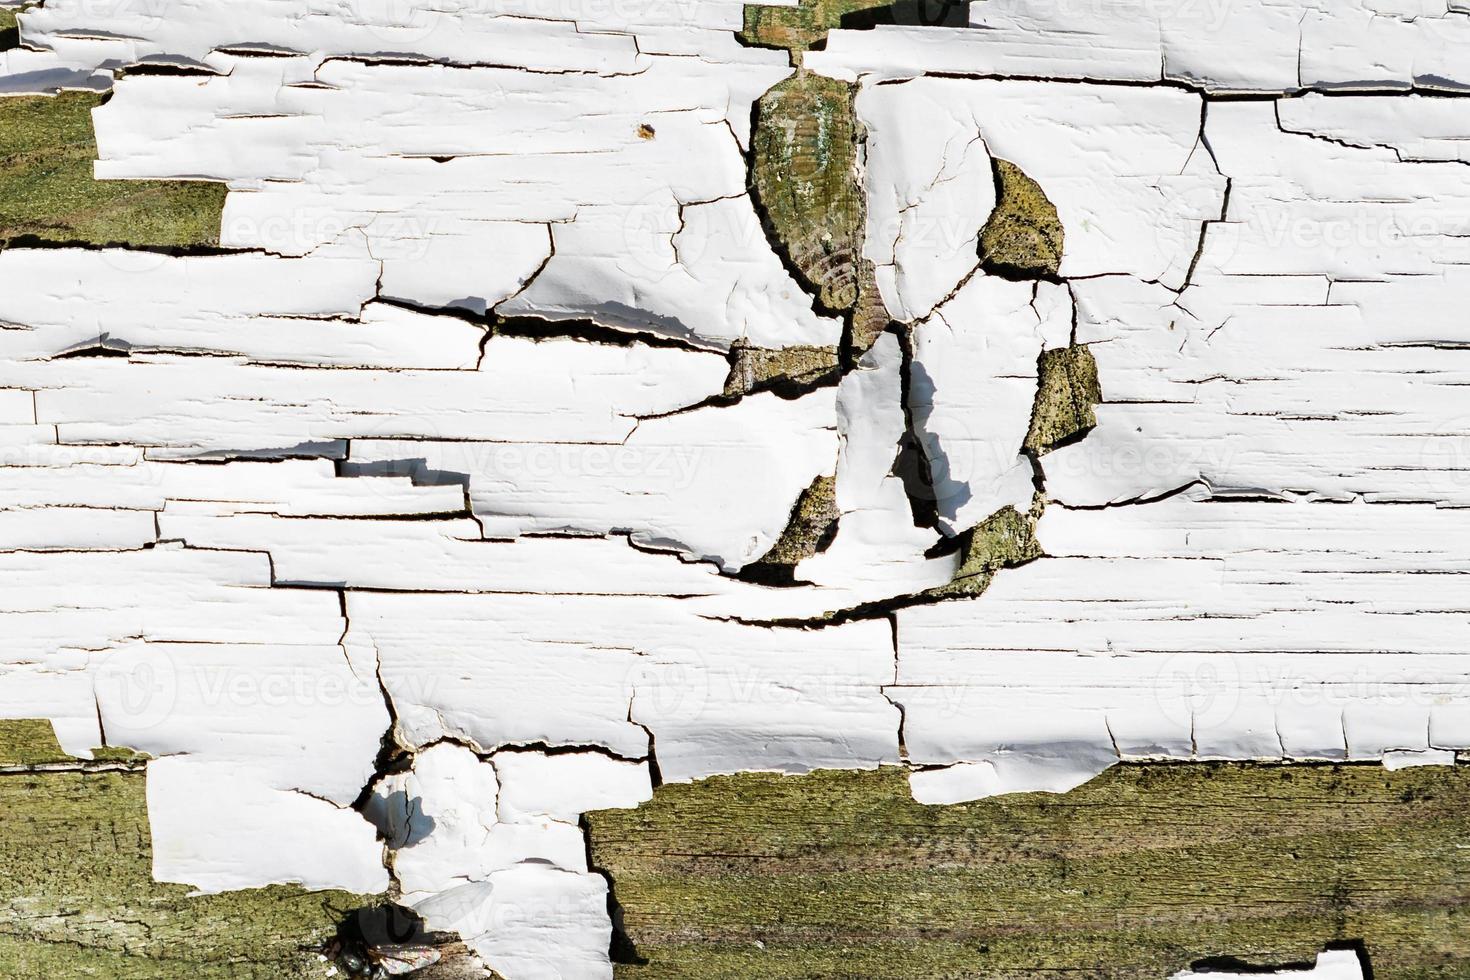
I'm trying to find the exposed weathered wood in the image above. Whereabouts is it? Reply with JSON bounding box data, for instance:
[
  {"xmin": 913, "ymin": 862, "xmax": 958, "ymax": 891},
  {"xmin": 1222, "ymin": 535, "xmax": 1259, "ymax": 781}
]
[
  {"xmin": 739, "ymin": 0, "xmax": 891, "ymax": 55},
  {"xmin": 0, "ymin": 92, "xmax": 224, "ymax": 247},
  {"xmin": 723, "ymin": 342, "xmax": 842, "ymax": 398},
  {"xmin": 979, "ymin": 159, "xmax": 1065, "ymax": 281},
  {"xmin": 745, "ymin": 3, "xmax": 893, "ymax": 355},
  {"xmin": 588, "ymin": 763, "xmax": 1470, "ymax": 978},
  {"xmin": 0, "ymin": 722, "xmax": 367, "ymax": 980},
  {"xmin": 1025, "ymin": 345, "xmax": 1101, "ymax": 455}
]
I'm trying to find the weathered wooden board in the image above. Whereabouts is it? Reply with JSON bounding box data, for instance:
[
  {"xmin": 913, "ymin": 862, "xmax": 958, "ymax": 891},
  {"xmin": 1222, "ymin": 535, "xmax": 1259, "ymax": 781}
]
[
  {"xmin": 588, "ymin": 764, "xmax": 1470, "ymax": 979},
  {"xmin": 0, "ymin": 764, "xmax": 364, "ymax": 979}
]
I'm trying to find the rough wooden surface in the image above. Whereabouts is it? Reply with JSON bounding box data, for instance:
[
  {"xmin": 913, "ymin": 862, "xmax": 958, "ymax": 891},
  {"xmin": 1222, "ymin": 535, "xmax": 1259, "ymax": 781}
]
[
  {"xmin": 745, "ymin": 474, "xmax": 841, "ymax": 580},
  {"xmin": 1026, "ymin": 345, "xmax": 1101, "ymax": 454},
  {"xmin": 2, "ymin": 6, "xmax": 1465, "ymax": 980},
  {"xmin": 0, "ymin": 92, "xmax": 224, "ymax": 247},
  {"xmin": 979, "ymin": 160, "xmax": 1065, "ymax": 281},
  {"xmin": 740, "ymin": 0, "xmax": 890, "ymax": 55},
  {"xmin": 0, "ymin": 723, "xmax": 365, "ymax": 980},
  {"xmin": 751, "ymin": 71, "xmax": 865, "ymax": 314},
  {"xmin": 587, "ymin": 763, "xmax": 1470, "ymax": 979},
  {"xmin": 745, "ymin": 2, "xmax": 892, "ymax": 355}
]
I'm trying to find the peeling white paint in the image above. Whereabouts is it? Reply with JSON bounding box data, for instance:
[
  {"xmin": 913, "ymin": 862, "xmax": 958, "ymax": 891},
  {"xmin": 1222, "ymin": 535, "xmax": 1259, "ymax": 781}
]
[
  {"xmin": 1, "ymin": 0, "xmax": 1467, "ymax": 974},
  {"xmin": 1169, "ymin": 948, "xmax": 1366, "ymax": 979}
]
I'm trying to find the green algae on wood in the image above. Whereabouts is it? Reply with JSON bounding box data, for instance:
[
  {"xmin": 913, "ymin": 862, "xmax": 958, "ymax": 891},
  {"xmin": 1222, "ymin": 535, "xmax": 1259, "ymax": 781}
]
[
  {"xmin": 925, "ymin": 504, "xmax": 1040, "ymax": 599},
  {"xmin": 0, "ymin": 719, "xmax": 71, "ymax": 767},
  {"xmin": 0, "ymin": 719, "xmax": 151, "ymax": 768},
  {"xmin": 587, "ymin": 763, "xmax": 1470, "ymax": 979},
  {"xmin": 0, "ymin": 92, "xmax": 225, "ymax": 248},
  {"xmin": 741, "ymin": 474, "xmax": 840, "ymax": 584},
  {"xmin": 723, "ymin": 341, "xmax": 840, "ymax": 398},
  {"xmin": 979, "ymin": 159, "xmax": 1065, "ymax": 281},
  {"xmin": 740, "ymin": 0, "xmax": 892, "ymax": 55},
  {"xmin": 744, "ymin": 1, "xmax": 896, "ymax": 356},
  {"xmin": 0, "ymin": 762, "xmax": 370, "ymax": 979},
  {"xmin": 1025, "ymin": 344, "xmax": 1102, "ymax": 454},
  {"xmin": 751, "ymin": 71, "xmax": 867, "ymax": 312}
]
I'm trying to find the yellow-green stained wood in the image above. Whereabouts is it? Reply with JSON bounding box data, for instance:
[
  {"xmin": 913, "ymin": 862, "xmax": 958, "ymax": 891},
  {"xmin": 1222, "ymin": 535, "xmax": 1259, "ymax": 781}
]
[
  {"xmin": 0, "ymin": 719, "xmax": 70, "ymax": 767},
  {"xmin": 740, "ymin": 0, "xmax": 892, "ymax": 55},
  {"xmin": 1026, "ymin": 345, "xmax": 1102, "ymax": 454},
  {"xmin": 979, "ymin": 159, "xmax": 1065, "ymax": 281},
  {"xmin": 925, "ymin": 504, "xmax": 1040, "ymax": 599},
  {"xmin": 744, "ymin": 1, "xmax": 896, "ymax": 353},
  {"xmin": 0, "ymin": 723, "xmax": 368, "ymax": 979},
  {"xmin": 0, "ymin": 92, "xmax": 225, "ymax": 248},
  {"xmin": 587, "ymin": 763, "xmax": 1470, "ymax": 979},
  {"xmin": 723, "ymin": 343, "xmax": 841, "ymax": 398},
  {"xmin": 744, "ymin": 474, "xmax": 840, "ymax": 580},
  {"xmin": 751, "ymin": 71, "xmax": 867, "ymax": 314},
  {"xmin": 0, "ymin": 770, "xmax": 368, "ymax": 979}
]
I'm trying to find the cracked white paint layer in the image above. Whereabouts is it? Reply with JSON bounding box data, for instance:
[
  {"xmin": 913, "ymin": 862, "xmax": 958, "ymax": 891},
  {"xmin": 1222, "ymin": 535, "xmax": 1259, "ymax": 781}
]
[
  {"xmin": 909, "ymin": 276, "xmax": 1069, "ymax": 536},
  {"xmin": 349, "ymin": 387, "xmax": 839, "ymax": 572},
  {"xmin": 2, "ymin": 0, "xmax": 1469, "ymax": 975},
  {"xmin": 796, "ymin": 333, "xmax": 959, "ymax": 596},
  {"xmin": 348, "ymin": 590, "xmax": 899, "ymax": 779},
  {"xmin": 858, "ymin": 76, "xmax": 1222, "ymax": 316},
  {"xmin": 809, "ymin": 0, "xmax": 1470, "ymax": 93},
  {"xmin": 364, "ymin": 743, "xmax": 649, "ymax": 978},
  {"xmin": 50, "ymin": 38, "xmax": 833, "ymax": 349}
]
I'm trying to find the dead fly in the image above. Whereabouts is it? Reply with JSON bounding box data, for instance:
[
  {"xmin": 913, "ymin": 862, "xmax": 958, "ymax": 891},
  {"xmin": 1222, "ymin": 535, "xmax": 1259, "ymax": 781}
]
[
  {"xmin": 336, "ymin": 943, "xmax": 441, "ymax": 978},
  {"xmin": 325, "ymin": 903, "xmax": 449, "ymax": 979}
]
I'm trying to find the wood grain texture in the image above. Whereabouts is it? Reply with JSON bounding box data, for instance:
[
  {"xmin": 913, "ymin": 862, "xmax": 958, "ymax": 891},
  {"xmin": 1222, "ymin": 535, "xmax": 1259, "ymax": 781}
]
[
  {"xmin": 587, "ymin": 764, "xmax": 1470, "ymax": 979},
  {"xmin": 0, "ymin": 723, "xmax": 366, "ymax": 980}
]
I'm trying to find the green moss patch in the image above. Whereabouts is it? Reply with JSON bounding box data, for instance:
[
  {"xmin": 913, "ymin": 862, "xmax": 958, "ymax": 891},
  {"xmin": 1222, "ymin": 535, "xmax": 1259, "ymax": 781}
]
[
  {"xmin": 0, "ymin": 737, "xmax": 370, "ymax": 978},
  {"xmin": 742, "ymin": 474, "xmax": 840, "ymax": 583},
  {"xmin": 589, "ymin": 763, "xmax": 1470, "ymax": 979},
  {"xmin": 1025, "ymin": 344, "xmax": 1102, "ymax": 454},
  {"xmin": 979, "ymin": 159, "xmax": 1064, "ymax": 281}
]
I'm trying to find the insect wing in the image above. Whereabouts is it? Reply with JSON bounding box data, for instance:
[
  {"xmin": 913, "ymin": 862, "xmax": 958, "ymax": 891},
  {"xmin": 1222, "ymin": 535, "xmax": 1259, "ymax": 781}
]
[{"xmin": 367, "ymin": 944, "xmax": 442, "ymax": 975}]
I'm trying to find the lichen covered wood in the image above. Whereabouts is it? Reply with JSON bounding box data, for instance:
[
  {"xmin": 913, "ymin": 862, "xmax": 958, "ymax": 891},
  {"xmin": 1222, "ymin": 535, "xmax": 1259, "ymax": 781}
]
[
  {"xmin": 588, "ymin": 764, "xmax": 1470, "ymax": 978},
  {"xmin": 0, "ymin": 723, "xmax": 365, "ymax": 979}
]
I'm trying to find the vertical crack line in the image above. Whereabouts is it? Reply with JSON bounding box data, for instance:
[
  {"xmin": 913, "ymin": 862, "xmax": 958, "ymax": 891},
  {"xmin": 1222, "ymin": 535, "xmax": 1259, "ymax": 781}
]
[
  {"xmin": 93, "ymin": 689, "xmax": 108, "ymax": 749},
  {"xmin": 882, "ymin": 613, "xmax": 909, "ymax": 763},
  {"xmin": 1104, "ymin": 715, "xmax": 1123, "ymax": 761},
  {"xmin": 1179, "ymin": 98, "xmax": 1233, "ymax": 296},
  {"xmin": 626, "ymin": 699, "xmax": 663, "ymax": 789},
  {"xmin": 347, "ymin": 614, "xmax": 410, "ymax": 898}
]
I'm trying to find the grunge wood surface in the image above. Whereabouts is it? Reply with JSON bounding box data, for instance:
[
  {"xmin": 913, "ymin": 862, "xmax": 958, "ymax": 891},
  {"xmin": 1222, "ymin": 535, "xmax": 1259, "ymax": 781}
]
[
  {"xmin": 587, "ymin": 764, "xmax": 1470, "ymax": 979},
  {"xmin": 0, "ymin": 770, "xmax": 364, "ymax": 979}
]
